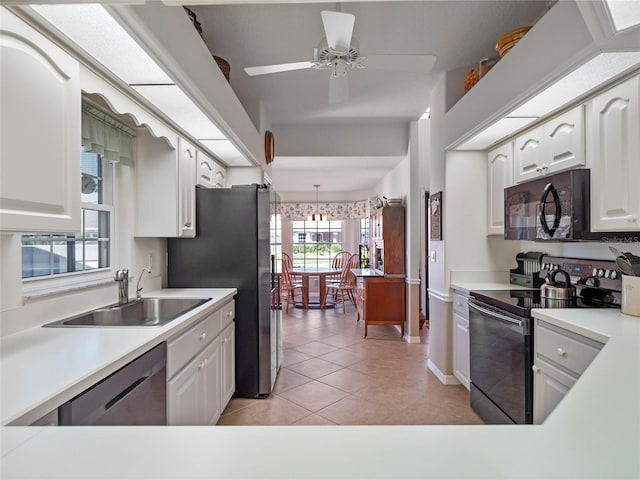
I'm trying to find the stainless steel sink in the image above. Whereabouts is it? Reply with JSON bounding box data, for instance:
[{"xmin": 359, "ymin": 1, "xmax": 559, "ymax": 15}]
[{"xmin": 43, "ymin": 297, "xmax": 210, "ymax": 327}]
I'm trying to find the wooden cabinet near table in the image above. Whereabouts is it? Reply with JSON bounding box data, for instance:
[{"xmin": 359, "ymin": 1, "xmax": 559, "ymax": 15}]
[
  {"xmin": 532, "ymin": 318, "xmax": 603, "ymax": 424},
  {"xmin": 371, "ymin": 206, "xmax": 405, "ymax": 274},
  {"xmin": 354, "ymin": 204, "xmax": 406, "ymax": 338},
  {"xmin": 356, "ymin": 275, "xmax": 405, "ymax": 338}
]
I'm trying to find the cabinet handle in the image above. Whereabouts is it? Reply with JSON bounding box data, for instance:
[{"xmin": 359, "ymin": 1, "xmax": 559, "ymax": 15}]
[
  {"xmin": 200, "ymin": 333, "xmax": 206, "ymax": 341},
  {"xmin": 222, "ymin": 338, "xmax": 227, "ymax": 344},
  {"xmin": 627, "ymin": 215, "xmax": 638, "ymax": 223},
  {"xmin": 541, "ymin": 164, "xmax": 549, "ymax": 170},
  {"xmin": 198, "ymin": 361, "xmax": 205, "ymax": 370},
  {"xmin": 557, "ymin": 348, "xmax": 567, "ymax": 357},
  {"xmin": 228, "ymin": 310, "xmax": 233, "ymax": 317},
  {"xmin": 536, "ymin": 167, "xmax": 543, "ymax": 173},
  {"xmin": 532, "ymin": 365, "xmax": 541, "ymax": 373}
]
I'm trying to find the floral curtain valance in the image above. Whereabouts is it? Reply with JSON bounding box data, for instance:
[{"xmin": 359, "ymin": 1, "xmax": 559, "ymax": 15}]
[
  {"xmin": 82, "ymin": 105, "xmax": 134, "ymax": 166},
  {"xmin": 278, "ymin": 200, "xmax": 367, "ymax": 220}
]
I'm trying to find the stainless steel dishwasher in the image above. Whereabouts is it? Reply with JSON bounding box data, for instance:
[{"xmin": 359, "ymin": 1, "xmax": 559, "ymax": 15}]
[{"xmin": 59, "ymin": 342, "xmax": 166, "ymax": 425}]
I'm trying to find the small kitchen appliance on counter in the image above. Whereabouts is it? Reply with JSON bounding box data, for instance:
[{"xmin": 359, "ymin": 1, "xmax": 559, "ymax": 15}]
[{"xmin": 468, "ymin": 255, "xmax": 623, "ymax": 425}]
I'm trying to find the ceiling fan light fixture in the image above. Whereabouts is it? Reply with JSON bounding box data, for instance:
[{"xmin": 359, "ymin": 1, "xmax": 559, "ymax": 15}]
[{"xmin": 331, "ymin": 59, "xmax": 348, "ymax": 78}]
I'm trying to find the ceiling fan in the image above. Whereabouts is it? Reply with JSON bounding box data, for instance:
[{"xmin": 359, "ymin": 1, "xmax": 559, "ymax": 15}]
[{"xmin": 244, "ymin": 10, "xmax": 436, "ymax": 104}]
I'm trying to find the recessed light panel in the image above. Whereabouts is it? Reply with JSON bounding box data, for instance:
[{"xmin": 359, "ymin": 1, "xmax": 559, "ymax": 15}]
[
  {"xmin": 199, "ymin": 140, "xmax": 252, "ymax": 167},
  {"xmin": 132, "ymin": 85, "xmax": 225, "ymax": 140},
  {"xmin": 604, "ymin": 0, "xmax": 640, "ymax": 32},
  {"xmin": 31, "ymin": 4, "xmax": 172, "ymax": 85}
]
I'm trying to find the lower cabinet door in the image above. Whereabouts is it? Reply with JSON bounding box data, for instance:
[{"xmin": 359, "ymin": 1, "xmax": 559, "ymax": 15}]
[
  {"xmin": 453, "ymin": 312, "xmax": 470, "ymax": 389},
  {"xmin": 168, "ymin": 337, "xmax": 221, "ymax": 425},
  {"xmin": 533, "ymin": 358, "xmax": 577, "ymax": 424},
  {"xmin": 167, "ymin": 359, "xmax": 201, "ymax": 425},
  {"xmin": 220, "ymin": 322, "xmax": 235, "ymax": 408},
  {"xmin": 202, "ymin": 338, "xmax": 222, "ymax": 426}
]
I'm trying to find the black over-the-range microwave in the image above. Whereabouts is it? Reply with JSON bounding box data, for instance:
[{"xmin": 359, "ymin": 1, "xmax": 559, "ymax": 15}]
[{"xmin": 503, "ymin": 169, "xmax": 639, "ymax": 242}]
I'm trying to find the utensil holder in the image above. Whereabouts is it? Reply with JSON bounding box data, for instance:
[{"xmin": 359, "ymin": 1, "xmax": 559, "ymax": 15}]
[{"xmin": 621, "ymin": 275, "xmax": 640, "ymax": 317}]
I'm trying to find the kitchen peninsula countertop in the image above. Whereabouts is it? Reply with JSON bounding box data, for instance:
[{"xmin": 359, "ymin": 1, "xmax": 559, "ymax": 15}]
[
  {"xmin": 2, "ymin": 306, "xmax": 639, "ymax": 478},
  {"xmin": 351, "ymin": 268, "xmax": 384, "ymax": 277},
  {"xmin": 0, "ymin": 288, "xmax": 236, "ymax": 427}
]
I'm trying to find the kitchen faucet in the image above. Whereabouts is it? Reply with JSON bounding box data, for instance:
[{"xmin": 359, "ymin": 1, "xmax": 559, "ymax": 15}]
[
  {"xmin": 136, "ymin": 268, "xmax": 152, "ymax": 300},
  {"xmin": 114, "ymin": 269, "xmax": 129, "ymax": 305}
]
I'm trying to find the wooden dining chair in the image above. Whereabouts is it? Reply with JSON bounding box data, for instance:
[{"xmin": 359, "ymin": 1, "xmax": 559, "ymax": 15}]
[
  {"xmin": 282, "ymin": 252, "xmax": 301, "ymax": 282},
  {"xmin": 322, "ymin": 253, "xmax": 359, "ymax": 313},
  {"xmin": 328, "ymin": 251, "xmax": 352, "ymax": 292},
  {"xmin": 281, "ymin": 256, "xmax": 306, "ymax": 313}
]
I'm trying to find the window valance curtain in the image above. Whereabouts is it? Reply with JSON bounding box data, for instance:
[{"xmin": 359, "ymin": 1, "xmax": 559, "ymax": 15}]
[
  {"xmin": 278, "ymin": 200, "xmax": 367, "ymax": 220},
  {"xmin": 82, "ymin": 105, "xmax": 134, "ymax": 166}
]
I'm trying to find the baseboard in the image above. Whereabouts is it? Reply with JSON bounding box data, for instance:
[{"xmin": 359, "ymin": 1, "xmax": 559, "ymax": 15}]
[{"xmin": 427, "ymin": 359, "xmax": 461, "ymax": 385}]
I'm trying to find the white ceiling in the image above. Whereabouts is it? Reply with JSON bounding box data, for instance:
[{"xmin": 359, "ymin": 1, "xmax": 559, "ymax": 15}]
[{"xmin": 189, "ymin": 1, "xmax": 549, "ymax": 193}]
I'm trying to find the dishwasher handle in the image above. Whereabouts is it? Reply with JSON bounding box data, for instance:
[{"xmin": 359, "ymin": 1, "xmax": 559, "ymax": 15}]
[
  {"xmin": 468, "ymin": 300, "xmax": 527, "ymax": 333},
  {"xmin": 104, "ymin": 376, "xmax": 149, "ymax": 411}
]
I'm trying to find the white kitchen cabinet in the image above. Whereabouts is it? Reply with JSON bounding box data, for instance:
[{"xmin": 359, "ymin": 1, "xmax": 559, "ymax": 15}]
[
  {"xmin": 514, "ymin": 105, "xmax": 585, "ymax": 183},
  {"xmin": 196, "ymin": 149, "xmax": 215, "ymax": 188},
  {"xmin": 214, "ymin": 162, "xmax": 226, "ymax": 188},
  {"xmin": 533, "ymin": 319, "xmax": 603, "ymax": 424},
  {"xmin": 487, "ymin": 142, "xmax": 513, "ymax": 235},
  {"xmin": 514, "ymin": 125, "xmax": 544, "ymax": 183},
  {"xmin": 220, "ymin": 322, "xmax": 235, "ymax": 408},
  {"xmin": 589, "ymin": 75, "xmax": 640, "ymax": 232},
  {"xmin": 0, "ymin": 9, "xmax": 81, "ymax": 233},
  {"xmin": 167, "ymin": 300, "xmax": 235, "ymax": 426},
  {"xmin": 532, "ymin": 357, "xmax": 576, "ymax": 425},
  {"xmin": 168, "ymin": 337, "xmax": 221, "ymax": 426},
  {"xmin": 136, "ymin": 134, "xmax": 196, "ymax": 237},
  {"xmin": 452, "ymin": 291, "xmax": 470, "ymax": 389}
]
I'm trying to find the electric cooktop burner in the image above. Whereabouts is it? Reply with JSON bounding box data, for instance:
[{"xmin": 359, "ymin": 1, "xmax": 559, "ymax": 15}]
[{"xmin": 470, "ymin": 289, "xmax": 620, "ymax": 318}]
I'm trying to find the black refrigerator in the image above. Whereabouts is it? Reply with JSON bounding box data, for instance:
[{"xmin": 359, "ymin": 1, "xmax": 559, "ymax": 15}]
[{"xmin": 167, "ymin": 184, "xmax": 280, "ymax": 398}]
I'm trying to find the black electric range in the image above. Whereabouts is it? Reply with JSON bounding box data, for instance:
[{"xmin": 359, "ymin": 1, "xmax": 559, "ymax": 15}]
[
  {"xmin": 470, "ymin": 255, "xmax": 623, "ymax": 317},
  {"xmin": 467, "ymin": 255, "xmax": 622, "ymax": 425}
]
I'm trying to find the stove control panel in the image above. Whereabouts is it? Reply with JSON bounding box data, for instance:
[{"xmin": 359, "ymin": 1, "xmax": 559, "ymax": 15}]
[{"xmin": 539, "ymin": 256, "xmax": 622, "ymax": 291}]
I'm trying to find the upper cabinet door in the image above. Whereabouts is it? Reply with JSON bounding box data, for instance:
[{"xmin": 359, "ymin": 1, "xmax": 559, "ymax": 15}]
[
  {"xmin": 196, "ymin": 150, "xmax": 215, "ymax": 188},
  {"xmin": 514, "ymin": 106, "xmax": 585, "ymax": 184},
  {"xmin": 487, "ymin": 142, "xmax": 513, "ymax": 236},
  {"xmin": 514, "ymin": 126, "xmax": 544, "ymax": 183},
  {"xmin": 543, "ymin": 105, "xmax": 585, "ymax": 174},
  {"xmin": 179, "ymin": 139, "xmax": 196, "ymax": 237},
  {"xmin": 0, "ymin": 10, "xmax": 80, "ymax": 233},
  {"xmin": 590, "ymin": 76, "xmax": 640, "ymax": 232}
]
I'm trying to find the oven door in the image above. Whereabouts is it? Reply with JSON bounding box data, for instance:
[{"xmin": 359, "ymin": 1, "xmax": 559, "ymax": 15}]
[{"xmin": 468, "ymin": 299, "xmax": 533, "ymax": 424}]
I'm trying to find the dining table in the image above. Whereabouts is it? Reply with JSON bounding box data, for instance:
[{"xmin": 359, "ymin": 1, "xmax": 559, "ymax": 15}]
[{"xmin": 290, "ymin": 266, "xmax": 342, "ymax": 309}]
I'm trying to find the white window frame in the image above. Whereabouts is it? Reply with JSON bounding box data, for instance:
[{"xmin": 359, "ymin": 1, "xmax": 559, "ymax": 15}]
[{"xmin": 22, "ymin": 202, "xmax": 115, "ymax": 300}]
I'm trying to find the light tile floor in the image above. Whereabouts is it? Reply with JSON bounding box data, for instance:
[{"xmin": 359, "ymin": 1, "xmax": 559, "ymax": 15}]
[{"xmin": 218, "ymin": 302, "xmax": 483, "ymax": 426}]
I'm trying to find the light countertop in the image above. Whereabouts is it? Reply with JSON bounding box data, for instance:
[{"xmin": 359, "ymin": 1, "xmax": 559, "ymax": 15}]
[
  {"xmin": 450, "ymin": 280, "xmax": 531, "ymax": 295},
  {"xmin": 351, "ymin": 268, "xmax": 384, "ymax": 277},
  {"xmin": 2, "ymin": 300, "xmax": 640, "ymax": 478},
  {"xmin": 0, "ymin": 288, "xmax": 236, "ymax": 426}
]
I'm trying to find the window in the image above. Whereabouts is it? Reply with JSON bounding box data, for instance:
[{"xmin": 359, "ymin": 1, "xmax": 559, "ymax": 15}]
[
  {"xmin": 22, "ymin": 149, "xmax": 112, "ymax": 280},
  {"xmin": 270, "ymin": 212, "xmax": 282, "ymax": 269},
  {"xmin": 360, "ymin": 217, "xmax": 370, "ymax": 245},
  {"xmin": 291, "ymin": 220, "xmax": 342, "ymax": 269}
]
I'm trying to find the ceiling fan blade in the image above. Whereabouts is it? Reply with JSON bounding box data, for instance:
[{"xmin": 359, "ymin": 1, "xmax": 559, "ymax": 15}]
[
  {"xmin": 360, "ymin": 55, "xmax": 436, "ymax": 73},
  {"xmin": 244, "ymin": 61, "xmax": 314, "ymax": 76},
  {"xmin": 329, "ymin": 75, "xmax": 349, "ymax": 105},
  {"xmin": 321, "ymin": 10, "xmax": 355, "ymax": 52}
]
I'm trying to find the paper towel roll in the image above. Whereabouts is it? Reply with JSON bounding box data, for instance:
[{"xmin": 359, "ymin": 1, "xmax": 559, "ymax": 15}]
[{"xmin": 621, "ymin": 275, "xmax": 640, "ymax": 317}]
